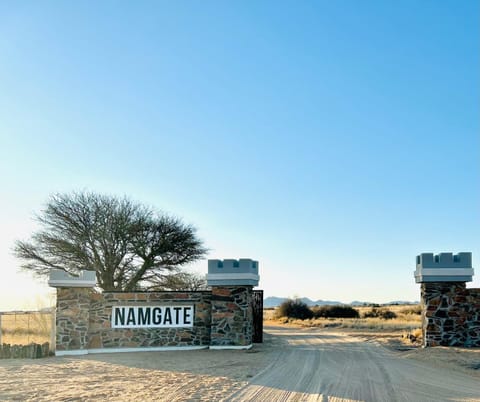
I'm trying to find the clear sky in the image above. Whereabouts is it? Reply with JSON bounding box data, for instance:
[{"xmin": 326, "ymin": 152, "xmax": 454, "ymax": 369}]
[{"xmin": 0, "ymin": 1, "xmax": 479, "ymax": 310}]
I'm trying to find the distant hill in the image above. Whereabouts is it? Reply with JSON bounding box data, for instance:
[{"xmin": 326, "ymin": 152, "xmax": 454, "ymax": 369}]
[
  {"xmin": 264, "ymin": 297, "xmax": 419, "ymax": 308},
  {"xmin": 351, "ymin": 300, "xmax": 419, "ymax": 306},
  {"xmin": 350, "ymin": 301, "xmax": 371, "ymax": 306},
  {"xmin": 263, "ymin": 297, "xmax": 288, "ymax": 308}
]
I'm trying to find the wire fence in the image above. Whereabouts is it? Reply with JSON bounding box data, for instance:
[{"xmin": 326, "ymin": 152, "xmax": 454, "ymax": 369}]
[{"xmin": 0, "ymin": 310, "xmax": 55, "ymax": 348}]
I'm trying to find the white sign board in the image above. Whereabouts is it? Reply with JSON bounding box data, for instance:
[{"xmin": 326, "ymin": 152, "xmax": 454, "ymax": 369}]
[{"xmin": 111, "ymin": 305, "xmax": 194, "ymax": 328}]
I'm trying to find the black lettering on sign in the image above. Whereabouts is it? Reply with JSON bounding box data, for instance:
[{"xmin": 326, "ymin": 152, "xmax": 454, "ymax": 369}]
[
  {"xmin": 174, "ymin": 307, "xmax": 182, "ymax": 323},
  {"xmin": 115, "ymin": 307, "xmax": 125, "ymax": 326},
  {"xmin": 138, "ymin": 307, "xmax": 151, "ymax": 326},
  {"xmin": 111, "ymin": 305, "xmax": 194, "ymax": 328},
  {"xmin": 184, "ymin": 306, "xmax": 193, "ymax": 325},
  {"xmin": 126, "ymin": 308, "xmax": 136, "ymax": 325},
  {"xmin": 163, "ymin": 307, "xmax": 172, "ymax": 325},
  {"xmin": 153, "ymin": 307, "xmax": 162, "ymax": 325}
]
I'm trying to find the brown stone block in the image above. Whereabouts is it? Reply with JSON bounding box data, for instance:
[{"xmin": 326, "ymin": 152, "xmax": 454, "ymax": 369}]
[
  {"xmin": 213, "ymin": 312, "xmax": 234, "ymax": 319},
  {"xmin": 147, "ymin": 294, "xmax": 166, "ymax": 301},
  {"xmin": 114, "ymin": 293, "xmax": 135, "ymax": 300},
  {"xmin": 91, "ymin": 293, "xmax": 102, "ymax": 301},
  {"xmin": 88, "ymin": 335, "xmax": 102, "ymax": 349},
  {"xmin": 429, "ymin": 297, "xmax": 440, "ymax": 306},
  {"xmin": 213, "ymin": 288, "xmax": 232, "ymax": 297}
]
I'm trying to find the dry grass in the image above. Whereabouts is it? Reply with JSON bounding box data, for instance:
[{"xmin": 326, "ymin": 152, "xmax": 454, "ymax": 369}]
[
  {"xmin": 264, "ymin": 304, "xmax": 422, "ymax": 345},
  {"xmin": 271, "ymin": 316, "xmax": 421, "ymax": 331},
  {"xmin": 263, "ymin": 305, "xmax": 422, "ymax": 349},
  {"xmin": 355, "ymin": 304, "xmax": 422, "ymax": 317},
  {"xmin": 0, "ymin": 311, "xmax": 53, "ymax": 345}
]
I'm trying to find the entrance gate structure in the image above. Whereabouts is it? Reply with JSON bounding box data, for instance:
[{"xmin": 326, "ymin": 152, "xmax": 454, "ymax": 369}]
[
  {"xmin": 414, "ymin": 252, "xmax": 479, "ymax": 347},
  {"xmin": 49, "ymin": 259, "xmax": 262, "ymax": 356}
]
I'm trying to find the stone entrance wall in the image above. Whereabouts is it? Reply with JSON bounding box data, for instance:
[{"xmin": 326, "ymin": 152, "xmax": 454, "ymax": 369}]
[
  {"xmin": 415, "ymin": 252, "xmax": 479, "ymax": 347},
  {"xmin": 421, "ymin": 283, "xmax": 480, "ymax": 347},
  {"xmin": 50, "ymin": 258, "xmax": 261, "ymax": 355},
  {"xmin": 56, "ymin": 289, "xmax": 215, "ymax": 353},
  {"xmin": 89, "ymin": 291, "xmax": 212, "ymax": 350},
  {"xmin": 56, "ymin": 288, "xmax": 91, "ymax": 352},
  {"xmin": 210, "ymin": 286, "xmax": 253, "ymax": 347}
]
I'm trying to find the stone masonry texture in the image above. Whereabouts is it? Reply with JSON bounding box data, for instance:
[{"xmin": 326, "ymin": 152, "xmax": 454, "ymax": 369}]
[
  {"xmin": 421, "ymin": 282, "xmax": 480, "ymax": 347},
  {"xmin": 56, "ymin": 289, "xmax": 213, "ymax": 351},
  {"xmin": 210, "ymin": 286, "xmax": 253, "ymax": 347},
  {"xmin": 56, "ymin": 288, "xmax": 92, "ymax": 352},
  {"xmin": 55, "ymin": 287, "xmax": 256, "ymax": 351},
  {"xmin": 88, "ymin": 291, "xmax": 212, "ymax": 349}
]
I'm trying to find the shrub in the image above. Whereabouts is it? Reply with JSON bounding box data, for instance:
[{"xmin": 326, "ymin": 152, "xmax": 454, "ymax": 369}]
[
  {"xmin": 403, "ymin": 328, "xmax": 422, "ymax": 343},
  {"xmin": 276, "ymin": 299, "xmax": 313, "ymax": 320},
  {"xmin": 363, "ymin": 308, "xmax": 397, "ymax": 320},
  {"xmin": 312, "ymin": 305, "xmax": 359, "ymax": 319},
  {"xmin": 399, "ymin": 305, "xmax": 422, "ymax": 315}
]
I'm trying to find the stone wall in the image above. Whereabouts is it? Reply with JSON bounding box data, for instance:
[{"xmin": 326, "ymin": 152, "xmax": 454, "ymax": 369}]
[
  {"xmin": 52, "ymin": 259, "xmax": 260, "ymax": 354},
  {"xmin": 56, "ymin": 288, "xmax": 91, "ymax": 352},
  {"xmin": 421, "ymin": 282, "xmax": 480, "ymax": 347},
  {"xmin": 210, "ymin": 286, "xmax": 253, "ymax": 347},
  {"xmin": 88, "ymin": 291, "xmax": 211, "ymax": 350},
  {"xmin": 56, "ymin": 287, "xmax": 258, "ymax": 353},
  {"xmin": 56, "ymin": 289, "xmax": 212, "ymax": 352}
]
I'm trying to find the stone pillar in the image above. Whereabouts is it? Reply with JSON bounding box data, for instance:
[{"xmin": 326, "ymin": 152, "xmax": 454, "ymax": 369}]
[
  {"xmin": 207, "ymin": 259, "xmax": 259, "ymax": 349},
  {"xmin": 49, "ymin": 270, "xmax": 96, "ymax": 355},
  {"xmin": 414, "ymin": 252, "xmax": 474, "ymax": 347}
]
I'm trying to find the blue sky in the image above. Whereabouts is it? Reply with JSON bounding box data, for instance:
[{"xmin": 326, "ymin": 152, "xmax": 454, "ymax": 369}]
[{"xmin": 0, "ymin": 1, "xmax": 479, "ymax": 309}]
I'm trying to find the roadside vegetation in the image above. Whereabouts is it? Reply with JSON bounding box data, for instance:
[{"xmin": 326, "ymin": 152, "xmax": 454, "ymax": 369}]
[{"xmin": 267, "ymin": 299, "xmax": 422, "ymax": 344}]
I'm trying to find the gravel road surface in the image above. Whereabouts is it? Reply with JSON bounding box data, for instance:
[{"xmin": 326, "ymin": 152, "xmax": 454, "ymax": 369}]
[{"xmin": 229, "ymin": 326, "xmax": 480, "ymax": 402}]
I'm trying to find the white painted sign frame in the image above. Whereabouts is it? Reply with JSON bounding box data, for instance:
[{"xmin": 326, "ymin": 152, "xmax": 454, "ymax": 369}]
[{"xmin": 111, "ymin": 305, "xmax": 194, "ymax": 328}]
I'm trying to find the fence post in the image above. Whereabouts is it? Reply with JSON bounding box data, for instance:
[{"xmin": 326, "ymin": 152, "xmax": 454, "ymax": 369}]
[
  {"xmin": 50, "ymin": 309, "xmax": 56, "ymax": 352},
  {"xmin": 27, "ymin": 313, "xmax": 30, "ymax": 345}
]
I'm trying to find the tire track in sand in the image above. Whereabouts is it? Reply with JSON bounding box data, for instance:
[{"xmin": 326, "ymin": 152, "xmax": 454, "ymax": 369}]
[{"xmin": 228, "ymin": 327, "xmax": 480, "ymax": 402}]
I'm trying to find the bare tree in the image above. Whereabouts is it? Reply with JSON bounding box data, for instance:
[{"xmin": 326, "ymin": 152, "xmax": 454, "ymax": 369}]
[
  {"xmin": 14, "ymin": 192, "xmax": 207, "ymax": 291},
  {"xmin": 151, "ymin": 270, "xmax": 208, "ymax": 291}
]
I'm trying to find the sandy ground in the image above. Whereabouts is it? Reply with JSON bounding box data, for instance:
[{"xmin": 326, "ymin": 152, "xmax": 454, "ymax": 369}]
[
  {"xmin": 231, "ymin": 327, "xmax": 480, "ymax": 401},
  {"xmin": 0, "ymin": 326, "xmax": 479, "ymax": 401},
  {"xmin": 0, "ymin": 343, "xmax": 274, "ymax": 402}
]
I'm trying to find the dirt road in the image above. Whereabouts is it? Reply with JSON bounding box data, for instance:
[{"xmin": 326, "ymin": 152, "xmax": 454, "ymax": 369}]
[
  {"xmin": 230, "ymin": 326, "xmax": 480, "ymax": 402},
  {"xmin": 1, "ymin": 326, "xmax": 478, "ymax": 401}
]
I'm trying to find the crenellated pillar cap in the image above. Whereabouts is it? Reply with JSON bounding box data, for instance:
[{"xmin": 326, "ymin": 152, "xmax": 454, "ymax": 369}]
[
  {"xmin": 207, "ymin": 259, "xmax": 259, "ymax": 286},
  {"xmin": 414, "ymin": 252, "xmax": 474, "ymax": 283}
]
